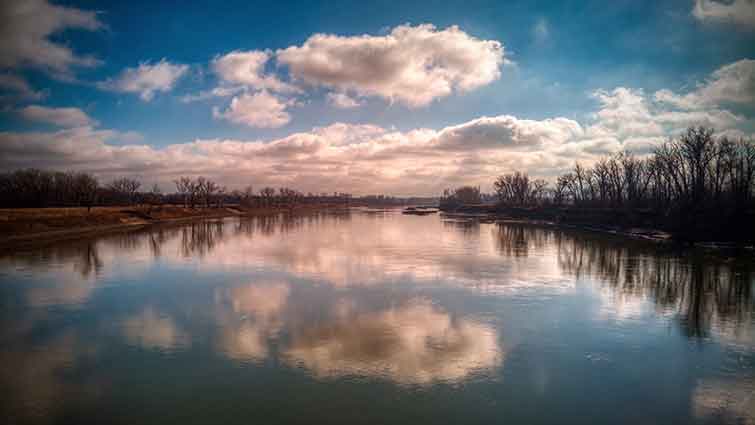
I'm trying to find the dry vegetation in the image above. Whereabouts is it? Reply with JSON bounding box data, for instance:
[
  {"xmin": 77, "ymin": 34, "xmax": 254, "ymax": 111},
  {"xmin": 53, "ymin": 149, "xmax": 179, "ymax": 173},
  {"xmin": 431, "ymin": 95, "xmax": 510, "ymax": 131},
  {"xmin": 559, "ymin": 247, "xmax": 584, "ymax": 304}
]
[{"xmin": 0, "ymin": 204, "xmax": 345, "ymax": 249}]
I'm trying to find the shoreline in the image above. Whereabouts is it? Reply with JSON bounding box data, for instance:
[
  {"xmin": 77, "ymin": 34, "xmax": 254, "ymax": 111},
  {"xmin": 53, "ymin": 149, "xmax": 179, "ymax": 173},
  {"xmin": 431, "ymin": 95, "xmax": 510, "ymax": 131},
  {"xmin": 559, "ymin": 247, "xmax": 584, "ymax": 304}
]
[
  {"xmin": 439, "ymin": 211, "xmax": 755, "ymax": 251},
  {"xmin": 2, "ymin": 204, "xmax": 752, "ymax": 254},
  {"xmin": 0, "ymin": 204, "xmax": 347, "ymax": 252},
  {"xmin": 439, "ymin": 203, "xmax": 755, "ymax": 248}
]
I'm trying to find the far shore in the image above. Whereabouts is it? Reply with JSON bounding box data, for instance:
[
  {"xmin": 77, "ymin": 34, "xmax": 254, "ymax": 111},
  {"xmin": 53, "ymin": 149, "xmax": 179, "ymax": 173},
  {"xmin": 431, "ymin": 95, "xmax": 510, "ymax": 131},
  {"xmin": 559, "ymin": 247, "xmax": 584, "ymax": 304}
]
[
  {"xmin": 438, "ymin": 204, "xmax": 755, "ymax": 250},
  {"xmin": 0, "ymin": 204, "xmax": 348, "ymax": 251}
]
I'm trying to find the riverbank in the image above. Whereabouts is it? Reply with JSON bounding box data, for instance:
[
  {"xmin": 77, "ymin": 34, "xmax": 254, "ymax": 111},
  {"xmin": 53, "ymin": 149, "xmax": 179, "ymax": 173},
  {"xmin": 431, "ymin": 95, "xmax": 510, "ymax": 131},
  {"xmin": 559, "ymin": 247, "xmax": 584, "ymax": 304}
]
[
  {"xmin": 439, "ymin": 204, "xmax": 755, "ymax": 249},
  {"xmin": 0, "ymin": 204, "xmax": 346, "ymax": 251}
]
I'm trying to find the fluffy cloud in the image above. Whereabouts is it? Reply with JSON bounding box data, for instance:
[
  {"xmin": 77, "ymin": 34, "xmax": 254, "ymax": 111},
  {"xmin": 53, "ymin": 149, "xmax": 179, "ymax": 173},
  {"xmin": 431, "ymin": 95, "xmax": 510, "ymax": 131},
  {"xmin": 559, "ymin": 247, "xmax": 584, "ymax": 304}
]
[
  {"xmin": 184, "ymin": 24, "xmax": 504, "ymax": 124},
  {"xmin": 0, "ymin": 126, "xmax": 149, "ymax": 172},
  {"xmin": 277, "ymin": 24, "xmax": 504, "ymax": 107},
  {"xmin": 182, "ymin": 50, "xmax": 298, "ymax": 103},
  {"xmin": 590, "ymin": 88, "xmax": 664, "ymax": 138},
  {"xmin": 435, "ymin": 115, "xmax": 582, "ymax": 151},
  {"xmin": 0, "ymin": 116, "xmax": 583, "ymax": 194},
  {"xmin": 0, "ymin": 0, "xmax": 103, "ymax": 76},
  {"xmin": 654, "ymin": 59, "xmax": 755, "ymax": 109},
  {"xmin": 589, "ymin": 80, "xmax": 745, "ymax": 142},
  {"xmin": 0, "ymin": 89, "xmax": 749, "ymax": 195},
  {"xmin": 212, "ymin": 91, "xmax": 292, "ymax": 128},
  {"xmin": 98, "ymin": 59, "xmax": 189, "ymax": 101},
  {"xmin": 1, "ymin": 60, "xmax": 751, "ymax": 195},
  {"xmin": 213, "ymin": 50, "xmax": 296, "ymax": 93},
  {"xmin": 692, "ymin": 0, "xmax": 755, "ymax": 29},
  {"xmin": 19, "ymin": 105, "xmax": 96, "ymax": 127}
]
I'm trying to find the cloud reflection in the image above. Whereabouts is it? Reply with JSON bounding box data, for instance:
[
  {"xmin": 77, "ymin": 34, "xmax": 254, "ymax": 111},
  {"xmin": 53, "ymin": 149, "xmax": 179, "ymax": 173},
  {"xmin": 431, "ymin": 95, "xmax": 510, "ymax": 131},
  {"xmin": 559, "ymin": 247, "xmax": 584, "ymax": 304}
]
[
  {"xmin": 213, "ymin": 281, "xmax": 289, "ymax": 362},
  {"xmin": 0, "ymin": 331, "xmax": 99, "ymax": 424},
  {"xmin": 283, "ymin": 299, "xmax": 502, "ymax": 385},
  {"xmin": 207, "ymin": 281, "xmax": 504, "ymax": 384},
  {"xmin": 122, "ymin": 307, "xmax": 188, "ymax": 351}
]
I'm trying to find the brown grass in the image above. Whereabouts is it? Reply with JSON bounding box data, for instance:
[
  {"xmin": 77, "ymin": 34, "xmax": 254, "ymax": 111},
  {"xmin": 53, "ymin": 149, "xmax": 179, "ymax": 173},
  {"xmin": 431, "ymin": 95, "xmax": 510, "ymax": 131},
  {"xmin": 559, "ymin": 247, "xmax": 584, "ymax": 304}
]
[{"xmin": 0, "ymin": 204, "xmax": 343, "ymax": 242}]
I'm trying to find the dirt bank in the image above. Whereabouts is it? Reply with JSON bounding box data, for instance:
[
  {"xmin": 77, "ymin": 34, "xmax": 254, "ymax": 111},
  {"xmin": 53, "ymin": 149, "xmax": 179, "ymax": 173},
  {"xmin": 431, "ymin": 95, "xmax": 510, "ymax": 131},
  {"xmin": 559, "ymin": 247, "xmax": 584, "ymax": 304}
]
[{"xmin": 0, "ymin": 204, "xmax": 345, "ymax": 251}]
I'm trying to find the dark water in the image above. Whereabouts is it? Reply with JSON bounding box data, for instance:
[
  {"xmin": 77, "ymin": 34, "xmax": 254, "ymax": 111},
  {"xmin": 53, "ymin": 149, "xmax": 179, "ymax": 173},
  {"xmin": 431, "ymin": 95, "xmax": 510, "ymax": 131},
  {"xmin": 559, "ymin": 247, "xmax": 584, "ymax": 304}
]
[{"xmin": 1, "ymin": 209, "xmax": 753, "ymax": 425}]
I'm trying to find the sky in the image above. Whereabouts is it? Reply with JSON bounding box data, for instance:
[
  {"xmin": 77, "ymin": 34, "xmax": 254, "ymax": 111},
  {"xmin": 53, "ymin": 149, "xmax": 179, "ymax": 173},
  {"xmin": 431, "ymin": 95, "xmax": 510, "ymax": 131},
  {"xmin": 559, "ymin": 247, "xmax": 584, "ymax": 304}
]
[{"xmin": 0, "ymin": 0, "xmax": 754, "ymax": 196}]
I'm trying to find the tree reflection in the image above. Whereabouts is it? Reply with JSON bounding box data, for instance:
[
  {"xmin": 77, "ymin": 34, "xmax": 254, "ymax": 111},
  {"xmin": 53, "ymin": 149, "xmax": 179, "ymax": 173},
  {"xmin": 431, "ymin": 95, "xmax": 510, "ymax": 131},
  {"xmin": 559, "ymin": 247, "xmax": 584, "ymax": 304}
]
[
  {"xmin": 442, "ymin": 218, "xmax": 480, "ymax": 236},
  {"xmin": 2, "ymin": 239, "xmax": 104, "ymax": 280},
  {"xmin": 491, "ymin": 222, "xmax": 754, "ymax": 338},
  {"xmin": 75, "ymin": 241, "xmax": 103, "ymax": 278},
  {"xmin": 493, "ymin": 223, "xmax": 551, "ymax": 258},
  {"xmin": 180, "ymin": 220, "xmax": 225, "ymax": 258}
]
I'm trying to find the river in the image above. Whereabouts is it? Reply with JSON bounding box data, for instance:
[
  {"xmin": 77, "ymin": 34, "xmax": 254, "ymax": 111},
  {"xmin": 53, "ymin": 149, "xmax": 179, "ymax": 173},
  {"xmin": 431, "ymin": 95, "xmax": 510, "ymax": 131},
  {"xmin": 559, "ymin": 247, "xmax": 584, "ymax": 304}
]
[{"xmin": 1, "ymin": 209, "xmax": 753, "ymax": 424}]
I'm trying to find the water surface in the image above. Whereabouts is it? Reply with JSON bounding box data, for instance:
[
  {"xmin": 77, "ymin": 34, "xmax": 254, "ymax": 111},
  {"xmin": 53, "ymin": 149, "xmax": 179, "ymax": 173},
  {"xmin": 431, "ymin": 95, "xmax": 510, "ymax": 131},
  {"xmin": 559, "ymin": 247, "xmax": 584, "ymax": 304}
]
[{"xmin": 1, "ymin": 209, "xmax": 753, "ymax": 424}]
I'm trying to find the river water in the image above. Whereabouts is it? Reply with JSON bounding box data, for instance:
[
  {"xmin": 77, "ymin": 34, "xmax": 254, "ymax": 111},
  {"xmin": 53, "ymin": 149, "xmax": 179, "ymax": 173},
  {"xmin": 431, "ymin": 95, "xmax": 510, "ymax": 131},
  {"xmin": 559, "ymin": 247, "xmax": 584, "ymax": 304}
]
[{"xmin": 1, "ymin": 209, "xmax": 753, "ymax": 424}]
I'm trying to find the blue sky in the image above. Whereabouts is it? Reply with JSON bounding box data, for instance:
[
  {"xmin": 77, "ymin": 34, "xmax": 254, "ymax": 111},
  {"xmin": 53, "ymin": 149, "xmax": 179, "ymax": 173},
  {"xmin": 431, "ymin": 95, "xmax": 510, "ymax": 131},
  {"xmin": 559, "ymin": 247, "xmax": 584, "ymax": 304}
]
[{"xmin": 1, "ymin": 0, "xmax": 754, "ymax": 195}]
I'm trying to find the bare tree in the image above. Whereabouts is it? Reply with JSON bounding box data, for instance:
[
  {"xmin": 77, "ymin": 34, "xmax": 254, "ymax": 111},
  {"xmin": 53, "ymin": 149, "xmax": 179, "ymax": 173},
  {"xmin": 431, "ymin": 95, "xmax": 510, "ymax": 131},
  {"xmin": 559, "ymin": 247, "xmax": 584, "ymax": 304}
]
[
  {"xmin": 494, "ymin": 172, "xmax": 548, "ymax": 206},
  {"xmin": 146, "ymin": 184, "xmax": 162, "ymax": 214},
  {"xmin": 260, "ymin": 187, "xmax": 276, "ymax": 207},
  {"xmin": 194, "ymin": 177, "xmax": 219, "ymax": 208},
  {"xmin": 108, "ymin": 177, "xmax": 141, "ymax": 205},
  {"xmin": 73, "ymin": 173, "xmax": 99, "ymax": 212},
  {"xmin": 216, "ymin": 186, "xmax": 227, "ymax": 208},
  {"xmin": 440, "ymin": 186, "xmax": 482, "ymax": 209},
  {"xmin": 541, "ymin": 126, "xmax": 755, "ymax": 241},
  {"xmin": 240, "ymin": 185, "xmax": 254, "ymax": 207},
  {"xmin": 174, "ymin": 177, "xmax": 199, "ymax": 208}
]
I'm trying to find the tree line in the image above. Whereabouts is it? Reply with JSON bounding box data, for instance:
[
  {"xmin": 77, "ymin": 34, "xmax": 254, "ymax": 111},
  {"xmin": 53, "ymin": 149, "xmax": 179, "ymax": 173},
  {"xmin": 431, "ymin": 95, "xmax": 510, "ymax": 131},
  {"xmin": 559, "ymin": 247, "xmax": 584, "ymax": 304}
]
[
  {"xmin": 441, "ymin": 127, "xmax": 755, "ymax": 241},
  {"xmin": 0, "ymin": 171, "xmax": 355, "ymax": 210}
]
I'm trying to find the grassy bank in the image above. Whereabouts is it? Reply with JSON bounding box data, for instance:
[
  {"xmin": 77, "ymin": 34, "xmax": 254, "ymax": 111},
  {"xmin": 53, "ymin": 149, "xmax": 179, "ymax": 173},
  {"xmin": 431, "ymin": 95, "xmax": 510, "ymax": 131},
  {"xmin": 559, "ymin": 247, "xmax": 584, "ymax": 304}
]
[{"xmin": 0, "ymin": 204, "xmax": 345, "ymax": 250}]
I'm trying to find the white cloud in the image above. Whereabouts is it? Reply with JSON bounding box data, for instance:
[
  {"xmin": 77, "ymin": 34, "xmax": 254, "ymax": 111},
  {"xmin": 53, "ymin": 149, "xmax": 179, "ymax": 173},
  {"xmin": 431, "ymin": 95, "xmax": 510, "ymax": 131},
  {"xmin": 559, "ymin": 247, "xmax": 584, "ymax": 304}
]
[
  {"xmin": 98, "ymin": 59, "xmax": 189, "ymax": 101},
  {"xmin": 213, "ymin": 91, "xmax": 292, "ymax": 128},
  {"xmin": 2, "ymin": 59, "xmax": 751, "ymax": 196},
  {"xmin": 0, "ymin": 116, "xmax": 583, "ymax": 194},
  {"xmin": 589, "ymin": 88, "xmax": 663, "ymax": 138},
  {"xmin": 182, "ymin": 50, "xmax": 298, "ymax": 103},
  {"xmin": 327, "ymin": 92, "xmax": 363, "ymax": 109},
  {"xmin": 0, "ymin": 73, "xmax": 46, "ymax": 100},
  {"xmin": 589, "ymin": 83, "xmax": 745, "ymax": 142},
  {"xmin": 277, "ymin": 23, "xmax": 504, "ymax": 107},
  {"xmin": 19, "ymin": 105, "xmax": 96, "ymax": 128},
  {"xmin": 1, "ymin": 94, "xmax": 748, "ymax": 195},
  {"xmin": 0, "ymin": 0, "xmax": 103, "ymax": 76},
  {"xmin": 213, "ymin": 50, "xmax": 296, "ymax": 93},
  {"xmin": 186, "ymin": 24, "xmax": 503, "ymax": 123},
  {"xmin": 654, "ymin": 59, "xmax": 755, "ymax": 109},
  {"xmin": 692, "ymin": 0, "xmax": 755, "ymax": 29},
  {"xmin": 434, "ymin": 115, "xmax": 583, "ymax": 151}
]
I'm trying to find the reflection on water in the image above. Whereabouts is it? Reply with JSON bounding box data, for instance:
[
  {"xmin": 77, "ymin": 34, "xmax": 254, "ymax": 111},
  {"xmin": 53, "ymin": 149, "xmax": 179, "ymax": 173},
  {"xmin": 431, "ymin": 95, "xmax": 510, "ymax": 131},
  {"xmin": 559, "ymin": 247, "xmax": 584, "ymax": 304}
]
[
  {"xmin": 214, "ymin": 281, "xmax": 289, "ymax": 362},
  {"xmin": 0, "ymin": 210, "xmax": 753, "ymax": 424},
  {"xmin": 284, "ymin": 298, "xmax": 502, "ymax": 385},
  {"xmin": 122, "ymin": 307, "xmax": 189, "ymax": 351},
  {"xmin": 554, "ymin": 228, "xmax": 754, "ymax": 340}
]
